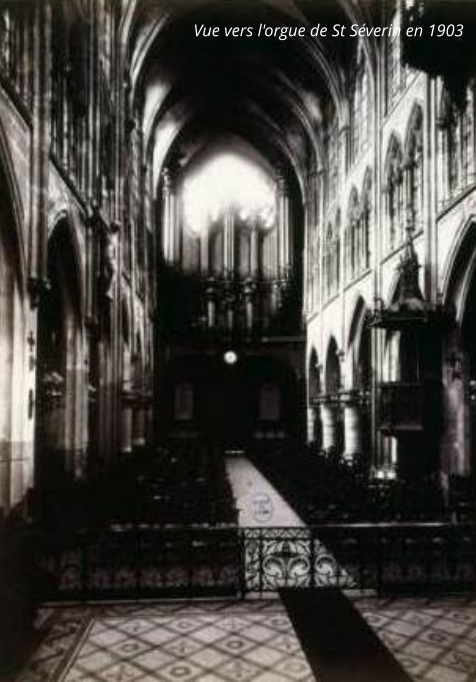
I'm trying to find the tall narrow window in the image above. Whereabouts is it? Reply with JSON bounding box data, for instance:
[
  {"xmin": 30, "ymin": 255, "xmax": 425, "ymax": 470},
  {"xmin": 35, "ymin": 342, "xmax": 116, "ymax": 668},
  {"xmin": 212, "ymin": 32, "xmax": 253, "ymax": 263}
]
[
  {"xmin": 51, "ymin": 0, "xmax": 89, "ymax": 190},
  {"xmin": 460, "ymin": 85, "xmax": 475, "ymax": 189},
  {"xmin": 324, "ymin": 211, "xmax": 340, "ymax": 299},
  {"xmin": 361, "ymin": 170, "xmax": 372, "ymax": 270},
  {"xmin": 350, "ymin": 44, "xmax": 371, "ymax": 163},
  {"xmin": 404, "ymin": 105, "xmax": 424, "ymax": 230},
  {"xmin": 385, "ymin": 136, "xmax": 404, "ymax": 252},
  {"xmin": 346, "ymin": 189, "xmax": 360, "ymax": 281},
  {"xmin": 327, "ymin": 116, "xmax": 339, "ymax": 206},
  {"xmin": 439, "ymin": 85, "xmax": 475, "ymax": 202},
  {"xmin": 385, "ymin": 7, "xmax": 409, "ymax": 113}
]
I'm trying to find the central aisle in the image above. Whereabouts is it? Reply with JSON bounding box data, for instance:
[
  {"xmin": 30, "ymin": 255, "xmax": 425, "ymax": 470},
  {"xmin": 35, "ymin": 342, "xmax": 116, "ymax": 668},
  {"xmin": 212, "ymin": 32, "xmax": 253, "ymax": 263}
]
[{"xmin": 225, "ymin": 455, "xmax": 304, "ymax": 527}]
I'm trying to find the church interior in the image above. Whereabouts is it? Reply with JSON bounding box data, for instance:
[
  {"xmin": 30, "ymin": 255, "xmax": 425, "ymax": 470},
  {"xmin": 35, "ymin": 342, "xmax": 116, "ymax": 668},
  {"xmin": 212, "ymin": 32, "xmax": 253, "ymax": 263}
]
[{"xmin": 2, "ymin": 1, "xmax": 476, "ymax": 681}]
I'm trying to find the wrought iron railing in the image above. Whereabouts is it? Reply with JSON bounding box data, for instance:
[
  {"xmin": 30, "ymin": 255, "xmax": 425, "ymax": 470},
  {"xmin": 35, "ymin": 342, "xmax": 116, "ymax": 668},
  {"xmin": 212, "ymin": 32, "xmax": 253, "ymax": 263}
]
[
  {"xmin": 243, "ymin": 527, "xmax": 354, "ymax": 593},
  {"xmin": 28, "ymin": 522, "xmax": 476, "ymax": 602},
  {"xmin": 34, "ymin": 525, "xmax": 242, "ymax": 601}
]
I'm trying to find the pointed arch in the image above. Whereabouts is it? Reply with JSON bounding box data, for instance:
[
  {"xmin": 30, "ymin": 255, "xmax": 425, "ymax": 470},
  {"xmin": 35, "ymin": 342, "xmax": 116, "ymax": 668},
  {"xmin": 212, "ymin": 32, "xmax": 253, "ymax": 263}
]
[
  {"xmin": 308, "ymin": 346, "xmax": 321, "ymax": 402},
  {"xmin": 442, "ymin": 215, "xmax": 476, "ymax": 325},
  {"xmin": 438, "ymin": 82, "xmax": 475, "ymax": 202},
  {"xmin": 0, "ymin": 120, "xmax": 27, "ymax": 510},
  {"xmin": 384, "ymin": 133, "xmax": 404, "ymax": 252},
  {"xmin": 0, "ymin": 117, "xmax": 26, "ymax": 291},
  {"xmin": 325, "ymin": 336, "xmax": 341, "ymax": 395},
  {"xmin": 361, "ymin": 166, "xmax": 372, "ymax": 271},
  {"xmin": 404, "ymin": 102, "xmax": 424, "ymax": 230},
  {"xmin": 48, "ymin": 214, "xmax": 84, "ymax": 322},
  {"xmin": 404, "ymin": 102, "xmax": 424, "ymax": 159},
  {"xmin": 347, "ymin": 295, "xmax": 371, "ymax": 392},
  {"xmin": 345, "ymin": 186, "xmax": 360, "ymax": 281},
  {"xmin": 34, "ymin": 214, "xmax": 87, "ymax": 484}
]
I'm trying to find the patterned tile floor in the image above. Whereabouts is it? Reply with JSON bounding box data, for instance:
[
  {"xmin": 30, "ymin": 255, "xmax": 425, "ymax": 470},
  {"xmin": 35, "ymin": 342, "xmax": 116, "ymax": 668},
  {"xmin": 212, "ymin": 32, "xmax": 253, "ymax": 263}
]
[
  {"xmin": 354, "ymin": 594, "xmax": 476, "ymax": 682},
  {"xmin": 14, "ymin": 595, "xmax": 476, "ymax": 682},
  {"xmin": 16, "ymin": 600, "xmax": 315, "ymax": 682}
]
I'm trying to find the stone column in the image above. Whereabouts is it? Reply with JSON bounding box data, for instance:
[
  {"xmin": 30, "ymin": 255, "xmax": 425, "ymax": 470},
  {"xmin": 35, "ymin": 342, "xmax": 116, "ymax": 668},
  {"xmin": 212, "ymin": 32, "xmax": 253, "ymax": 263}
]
[
  {"xmin": 243, "ymin": 279, "xmax": 255, "ymax": 332},
  {"xmin": 162, "ymin": 168, "xmax": 171, "ymax": 261},
  {"xmin": 270, "ymin": 280, "xmax": 281, "ymax": 316},
  {"xmin": 224, "ymin": 282, "xmax": 235, "ymax": 332},
  {"xmin": 200, "ymin": 230, "xmax": 209, "ymax": 274},
  {"xmin": 162, "ymin": 167, "xmax": 178, "ymax": 263},
  {"xmin": 320, "ymin": 401, "xmax": 338, "ymax": 453},
  {"xmin": 250, "ymin": 223, "xmax": 259, "ymax": 276},
  {"xmin": 343, "ymin": 396, "xmax": 362, "ymax": 463},
  {"xmin": 307, "ymin": 405, "xmax": 318, "ymax": 444},
  {"xmin": 223, "ymin": 210, "xmax": 235, "ymax": 276},
  {"xmin": 276, "ymin": 173, "xmax": 291, "ymax": 276},
  {"xmin": 205, "ymin": 278, "xmax": 217, "ymax": 329},
  {"xmin": 120, "ymin": 390, "xmax": 134, "ymax": 455}
]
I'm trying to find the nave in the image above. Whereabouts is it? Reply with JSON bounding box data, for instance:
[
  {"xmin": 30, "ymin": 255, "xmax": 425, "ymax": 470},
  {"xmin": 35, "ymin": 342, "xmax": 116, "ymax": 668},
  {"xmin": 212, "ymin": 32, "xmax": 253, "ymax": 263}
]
[{"xmin": 3, "ymin": 0, "xmax": 476, "ymax": 680}]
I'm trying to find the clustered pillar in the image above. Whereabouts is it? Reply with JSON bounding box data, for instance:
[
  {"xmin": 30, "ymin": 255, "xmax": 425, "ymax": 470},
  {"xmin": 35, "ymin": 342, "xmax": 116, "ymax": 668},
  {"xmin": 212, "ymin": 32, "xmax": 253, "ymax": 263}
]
[
  {"xmin": 311, "ymin": 393, "xmax": 365, "ymax": 463},
  {"xmin": 342, "ymin": 395, "xmax": 363, "ymax": 463},
  {"xmin": 162, "ymin": 167, "xmax": 180, "ymax": 265},
  {"xmin": 276, "ymin": 172, "xmax": 292, "ymax": 278},
  {"xmin": 320, "ymin": 400, "xmax": 339, "ymax": 453},
  {"xmin": 120, "ymin": 390, "xmax": 134, "ymax": 455},
  {"xmin": 121, "ymin": 392, "xmax": 151, "ymax": 455}
]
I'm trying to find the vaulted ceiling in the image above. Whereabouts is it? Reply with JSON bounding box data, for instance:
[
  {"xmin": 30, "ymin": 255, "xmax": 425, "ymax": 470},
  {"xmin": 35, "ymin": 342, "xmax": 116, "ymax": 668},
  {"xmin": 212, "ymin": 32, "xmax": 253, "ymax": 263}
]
[{"xmin": 121, "ymin": 0, "xmax": 376, "ymax": 195}]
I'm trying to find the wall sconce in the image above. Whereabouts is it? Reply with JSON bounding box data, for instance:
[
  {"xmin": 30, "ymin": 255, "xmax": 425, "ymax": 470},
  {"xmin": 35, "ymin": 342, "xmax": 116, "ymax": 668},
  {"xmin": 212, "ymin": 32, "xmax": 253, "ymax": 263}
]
[{"xmin": 447, "ymin": 352, "xmax": 463, "ymax": 381}]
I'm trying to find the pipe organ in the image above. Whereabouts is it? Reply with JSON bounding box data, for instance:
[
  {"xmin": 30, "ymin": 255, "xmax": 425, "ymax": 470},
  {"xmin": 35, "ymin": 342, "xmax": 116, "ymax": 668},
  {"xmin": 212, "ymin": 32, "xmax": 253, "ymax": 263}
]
[{"xmin": 160, "ymin": 166, "xmax": 295, "ymax": 336}]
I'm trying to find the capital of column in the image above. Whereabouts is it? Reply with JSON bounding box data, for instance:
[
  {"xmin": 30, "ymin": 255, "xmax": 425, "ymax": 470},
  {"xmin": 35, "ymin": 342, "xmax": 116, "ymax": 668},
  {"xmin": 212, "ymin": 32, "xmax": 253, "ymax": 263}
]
[
  {"xmin": 121, "ymin": 387, "xmax": 137, "ymax": 405},
  {"xmin": 243, "ymin": 278, "xmax": 257, "ymax": 299},
  {"xmin": 161, "ymin": 167, "xmax": 175, "ymax": 195},
  {"xmin": 275, "ymin": 171, "xmax": 288, "ymax": 197},
  {"xmin": 204, "ymin": 276, "xmax": 217, "ymax": 299},
  {"xmin": 339, "ymin": 389, "xmax": 363, "ymax": 406}
]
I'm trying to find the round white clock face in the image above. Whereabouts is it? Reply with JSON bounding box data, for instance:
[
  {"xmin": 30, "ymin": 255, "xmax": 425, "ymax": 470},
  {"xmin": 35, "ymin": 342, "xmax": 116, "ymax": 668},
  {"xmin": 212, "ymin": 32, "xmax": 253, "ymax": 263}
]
[{"xmin": 224, "ymin": 350, "xmax": 238, "ymax": 365}]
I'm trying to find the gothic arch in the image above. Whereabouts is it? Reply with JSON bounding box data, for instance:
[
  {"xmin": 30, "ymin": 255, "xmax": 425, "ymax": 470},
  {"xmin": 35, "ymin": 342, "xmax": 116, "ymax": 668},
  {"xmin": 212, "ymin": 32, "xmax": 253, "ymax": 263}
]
[
  {"xmin": 404, "ymin": 102, "xmax": 424, "ymax": 158},
  {"xmin": 347, "ymin": 295, "xmax": 367, "ymax": 350},
  {"xmin": 360, "ymin": 167, "xmax": 372, "ymax": 270},
  {"xmin": 308, "ymin": 346, "xmax": 321, "ymax": 401},
  {"xmin": 0, "ymin": 117, "xmax": 26, "ymax": 291},
  {"xmin": 442, "ymin": 216, "xmax": 476, "ymax": 324},
  {"xmin": 384, "ymin": 133, "xmax": 403, "ymax": 175},
  {"xmin": 48, "ymin": 209, "xmax": 85, "ymax": 321},
  {"xmin": 404, "ymin": 103, "xmax": 424, "ymax": 228},
  {"xmin": 384, "ymin": 133, "xmax": 404, "ymax": 251},
  {"xmin": 347, "ymin": 295, "xmax": 371, "ymax": 392},
  {"xmin": 325, "ymin": 336, "xmax": 341, "ymax": 395},
  {"xmin": 345, "ymin": 186, "xmax": 360, "ymax": 280},
  {"xmin": 0, "ymin": 132, "xmax": 27, "ymax": 510},
  {"xmin": 34, "ymin": 217, "xmax": 86, "ymax": 485}
]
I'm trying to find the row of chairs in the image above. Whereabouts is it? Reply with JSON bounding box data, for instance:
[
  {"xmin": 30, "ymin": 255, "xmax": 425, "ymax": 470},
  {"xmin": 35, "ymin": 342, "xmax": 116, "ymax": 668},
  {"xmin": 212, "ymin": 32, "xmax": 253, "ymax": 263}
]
[
  {"xmin": 35, "ymin": 441, "xmax": 238, "ymax": 529},
  {"xmin": 251, "ymin": 444, "xmax": 454, "ymax": 524}
]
